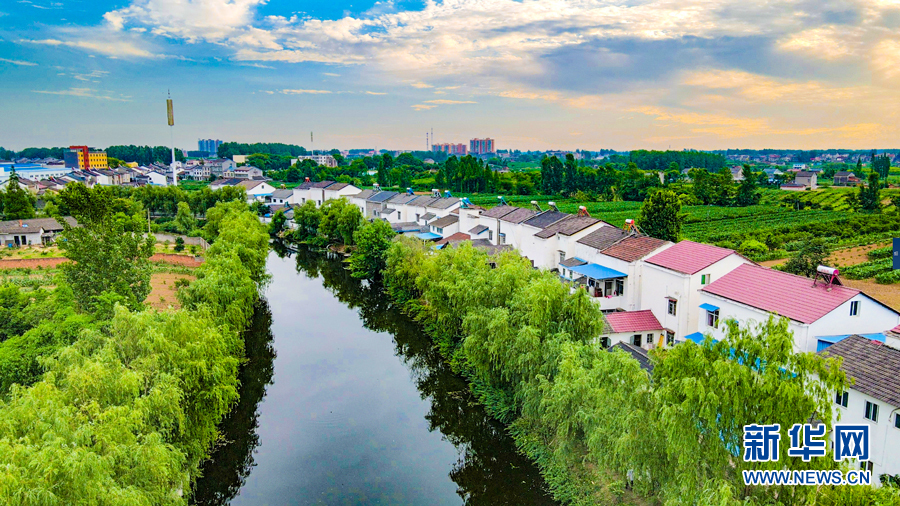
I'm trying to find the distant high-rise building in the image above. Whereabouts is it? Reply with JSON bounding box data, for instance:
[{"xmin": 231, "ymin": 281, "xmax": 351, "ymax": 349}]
[
  {"xmin": 198, "ymin": 139, "xmax": 223, "ymax": 156},
  {"xmin": 64, "ymin": 146, "xmax": 108, "ymax": 169},
  {"xmin": 432, "ymin": 143, "xmax": 467, "ymax": 156},
  {"xmin": 469, "ymin": 138, "xmax": 495, "ymax": 155}
]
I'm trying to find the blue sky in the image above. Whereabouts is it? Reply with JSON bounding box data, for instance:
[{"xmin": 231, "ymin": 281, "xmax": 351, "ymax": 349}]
[{"xmin": 1, "ymin": 0, "xmax": 898, "ymax": 152}]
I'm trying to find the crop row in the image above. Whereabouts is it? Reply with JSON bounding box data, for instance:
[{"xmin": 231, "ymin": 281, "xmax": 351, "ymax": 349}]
[{"xmin": 841, "ymin": 258, "xmax": 893, "ymax": 279}]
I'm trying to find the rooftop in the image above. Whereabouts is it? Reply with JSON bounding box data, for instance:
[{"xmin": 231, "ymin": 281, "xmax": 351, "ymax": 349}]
[
  {"xmin": 702, "ymin": 264, "xmax": 866, "ymax": 325},
  {"xmin": 435, "ymin": 232, "xmax": 471, "ymax": 245},
  {"xmin": 645, "ymin": 240, "xmax": 737, "ymax": 275},
  {"xmin": 430, "ymin": 214, "xmax": 459, "ymax": 228},
  {"xmin": 481, "ymin": 205, "xmax": 518, "ymax": 219},
  {"xmin": 610, "ymin": 342, "xmax": 653, "ymax": 373},
  {"xmin": 0, "ymin": 217, "xmax": 77, "ymax": 234},
  {"xmin": 469, "ymin": 224, "xmax": 489, "ymax": 235},
  {"xmin": 604, "ymin": 310, "xmax": 664, "ymax": 334},
  {"xmin": 820, "ymin": 335, "xmax": 900, "ymax": 407},
  {"xmin": 601, "ymin": 236, "xmax": 669, "ymax": 262},
  {"xmin": 368, "ymin": 191, "xmax": 398, "ymax": 203},
  {"xmin": 577, "ymin": 226, "xmax": 628, "ymax": 250},
  {"xmin": 499, "ymin": 207, "xmax": 537, "ymax": 223},
  {"xmin": 534, "ymin": 215, "xmax": 602, "ymax": 239},
  {"xmin": 522, "ymin": 210, "xmax": 568, "ymax": 229}
]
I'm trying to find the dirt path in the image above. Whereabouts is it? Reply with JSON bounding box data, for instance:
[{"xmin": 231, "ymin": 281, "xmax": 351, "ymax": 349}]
[
  {"xmin": 0, "ymin": 253, "xmax": 202, "ymax": 270},
  {"xmin": 147, "ymin": 272, "xmax": 195, "ymax": 311}
]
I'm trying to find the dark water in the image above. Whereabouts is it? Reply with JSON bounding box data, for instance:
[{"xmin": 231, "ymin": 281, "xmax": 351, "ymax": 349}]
[{"xmin": 192, "ymin": 246, "xmax": 556, "ymax": 505}]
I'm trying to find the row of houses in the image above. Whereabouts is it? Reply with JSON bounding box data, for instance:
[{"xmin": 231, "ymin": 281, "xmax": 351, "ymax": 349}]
[{"xmin": 277, "ymin": 182, "xmax": 900, "ymax": 479}]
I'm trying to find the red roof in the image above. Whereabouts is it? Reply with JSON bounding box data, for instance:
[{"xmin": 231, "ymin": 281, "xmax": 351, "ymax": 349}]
[
  {"xmin": 604, "ymin": 310, "xmax": 664, "ymax": 333},
  {"xmin": 701, "ymin": 264, "xmax": 862, "ymax": 324},
  {"xmin": 435, "ymin": 232, "xmax": 470, "ymax": 245},
  {"xmin": 645, "ymin": 240, "xmax": 736, "ymax": 274}
]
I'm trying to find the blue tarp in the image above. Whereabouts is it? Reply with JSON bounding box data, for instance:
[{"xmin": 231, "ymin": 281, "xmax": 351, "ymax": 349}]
[
  {"xmin": 816, "ymin": 333, "xmax": 886, "ymax": 353},
  {"xmin": 567, "ymin": 262, "xmax": 626, "ymax": 281},
  {"xmin": 684, "ymin": 331, "xmax": 718, "ymax": 345},
  {"xmin": 699, "ymin": 303, "xmax": 720, "ymax": 312},
  {"xmin": 416, "ymin": 232, "xmax": 442, "ymax": 241}
]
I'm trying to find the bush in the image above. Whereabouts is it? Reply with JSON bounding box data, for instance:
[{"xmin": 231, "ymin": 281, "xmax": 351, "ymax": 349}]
[
  {"xmin": 174, "ymin": 236, "xmax": 185, "ymax": 252},
  {"xmin": 738, "ymin": 239, "xmax": 768, "ymax": 257}
]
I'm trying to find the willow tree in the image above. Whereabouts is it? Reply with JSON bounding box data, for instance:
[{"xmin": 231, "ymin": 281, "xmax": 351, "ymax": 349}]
[{"xmin": 56, "ymin": 183, "xmax": 155, "ymax": 313}]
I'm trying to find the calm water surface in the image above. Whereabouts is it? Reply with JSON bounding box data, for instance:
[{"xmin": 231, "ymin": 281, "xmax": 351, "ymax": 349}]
[{"xmin": 192, "ymin": 247, "xmax": 556, "ymax": 505}]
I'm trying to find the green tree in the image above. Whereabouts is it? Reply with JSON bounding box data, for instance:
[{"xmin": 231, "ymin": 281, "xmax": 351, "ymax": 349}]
[
  {"xmin": 349, "ymin": 219, "xmax": 395, "ymax": 279},
  {"xmin": 637, "ymin": 189, "xmax": 682, "ymax": 242},
  {"xmin": 269, "ymin": 209, "xmax": 287, "ymax": 238},
  {"xmin": 3, "ymin": 169, "xmax": 36, "ymax": 220},
  {"xmin": 735, "ymin": 164, "xmax": 760, "ymax": 206},
  {"xmin": 856, "ymin": 172, "xmax": 882, "ymax": 212},
  {"xmin": 174, "ymin": 236, "xmax": 185, "ymax": 252},
  {"xmin": 319, "ymin": 198, "xmax": 363, "ymax": 245},
  {"xmin": 292, "ymin": 200, "xmax": 322, "ymax": 241},
  {"xmin": 174, "ymin": 201, "xmax": 196, "ymax": 233},
  {"xmin": 782, "ymin": 237, "xmax": 830, "ymax": 278},
  {"xmin": 55, "ymin": 184, "xmax": 155, "ymax": 313}
]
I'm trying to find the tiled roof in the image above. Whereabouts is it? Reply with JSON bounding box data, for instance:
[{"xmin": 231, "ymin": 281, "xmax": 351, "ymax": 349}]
[
  {"xmin": 601, "ymin": 236, "xmax": 669, "ymax": 262},
  {"xmin": 610, "ymin": 342, "xmax": 653, "ymax": 374},
  {"xmin": 238, "ymin": 180, "xmax": 267, "ymax": 190},
  {"xmin": 387, "ymin": 194, "xmax": 418, "ymax": 205},
  {"xmin": 409, "ymin": 196, "xmax": 439, "ymax": 208},
  {"xmin": 500, "ymin": 207, "xmax": 537, "ymax": 223},
  {"xmin": 420, "ymin": 212, "xmax": 436, "ymax": 221},
  {"xmin": 645, "ymin": 240, "xmax": 736, "ymax": 274},
  {"xmin": 560, "ymin": 257, "xmax": 587, "ymax": 268},
  {"xmin": 702, "ymin": 264, "xmax": 863, "ymax": 324},
  {"xmin": 368, "ymin": 191, "xmax": 398, "ymax": 203},
  {"xmin": 604, "ymin": 310, "xmax": 664, "ymax": 333},
  {"xmin": 296, "ymin": 181, "xmax": 317, "ymax": 190},
  {"xmin": 271, "ymin": 189, "xmax": 293, "ymax": 199},
  {"xmin": 311, "ymin": 180, "xmax": 335, "ymax": 188},
  {"xmin": 820, "ymin": 335, "xmax": 900, "ymax": 407},
  {"xmin": 435, "ymin": 232, "xmax": 471, "ymax": 245},
  {"xmin": 430, "ymin": 214, "xmax": 459, "ymax": 228},
  {"xmin": 577, "ymin": 226, "xmax": 629, "ymax": 250},
  {"xmin": 428, "ymin": 198, "xmax": 461, "ymax": 210},
  {"xmin": 469, "ymin": 225, "xmax": 489, "ymax": 235},
  {"xmin": 522, "ymin": 210, "xmax": 568, "ymax": 229},
  {"xmin": 352, "ymin": 189, "xmax": 377, "ymax": 200},
  {"xmin": 326, "ymin": 182, "xmax": 351, "ymax": 191},
  {"xmin": 535, "ymin": 216, "xmax": 602, "ymax": 239},
  {"xmin": 0, "ymin": 217, "xmax": 77, "ymax": 234},
  {"xmin": 481, "ymin": 205, "xmax": 518, "ymax": 219}
]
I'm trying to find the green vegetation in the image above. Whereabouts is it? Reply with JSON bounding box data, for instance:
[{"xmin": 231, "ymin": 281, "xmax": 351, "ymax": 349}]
[
  {"xmin": 0, "ymin": 190, "xmax": 269, "ymax": 504},
  {"xmin": 378, "ymin": 239, "xmax": 895, "ymax": 505},
  {"xmin": 106, "ymin": 144, "xmax": 186, "ymax": 165},
  {"xmin": 349, "ymin": 219, "xmax": 395, "ymax": 279},
  {"xmin": 2, "ymin": 169, "xmax": 36, "ymax": 220},
  {"xmin": 782, "ymin": 238, "xmax": 830, "ymax": 278},
  {"xmin": 637, "ymin": 189, "xmax": 682, "ymax": 241}
]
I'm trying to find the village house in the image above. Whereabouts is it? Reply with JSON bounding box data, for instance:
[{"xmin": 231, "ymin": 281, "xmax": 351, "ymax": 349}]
[
  {"xmin": 599, "ymin": 310, "xmax": 668, "ymax": 350},
  {"xmin": 0, "ymin": 217, "xmax": 77, "ymax": 247},
  {"xmin": 238, "ymin": 180, "xmax": 276, "ymax": 203},
  {"xmin": 833, "ymin": 171, "xmax": 861, "ymax": 186},
  {"xmin": 639, "ymin": 241, "xmax": 753, "ymax": 343},
  {"xmin": 820, "ymin": 335, "xmax": 900, "ymax": 479},
  {"xmin": 697, "ymin": 264, "xmax": 900, "ymax": 353},
  {"xmin": 267, "ymin": 189, "xmax": 295, "ymax": 206}
]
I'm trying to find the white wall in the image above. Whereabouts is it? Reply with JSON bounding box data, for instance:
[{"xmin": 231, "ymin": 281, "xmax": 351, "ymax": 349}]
[
  {"xmin": 640, "ymin": 264, "xmax": 691, "ymax": 339},
  {"xmin": 830, "ymin": 388, "xmax": 900, "ymax": 480},
  {"xmin": 600, "ymin": 330, "xmax": 666, "ymax": 351}
]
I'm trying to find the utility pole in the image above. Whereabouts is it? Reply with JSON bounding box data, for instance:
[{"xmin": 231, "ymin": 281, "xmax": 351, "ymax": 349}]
[{"xmin": 167, "ymin": 90, "xmax": 178, "ymax": 186}]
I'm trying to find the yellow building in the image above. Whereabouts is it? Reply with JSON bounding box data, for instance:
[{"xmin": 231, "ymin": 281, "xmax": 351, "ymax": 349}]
[{"xmin": 64, "ymin": 146, "xmax": 108, "ymax": 169}]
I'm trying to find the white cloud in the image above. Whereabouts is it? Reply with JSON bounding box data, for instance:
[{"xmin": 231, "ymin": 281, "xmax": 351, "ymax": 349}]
[
  {"xmin": 279, "ymin": 89, "xmax": 332, "ymax": 94},
  {"xmin": 23, "ymin": 37, "xmax": 157, "ymax": 58},
  {"xmin": 104, "ymin": 0, "xmax": 266, "ymax": 44},
  {"xmin": 0, "ymin": 58, "xmax": 37, "ymax": 66},
  {"xmin": 422, "ymin": 99, "xmax": 476, "ymax": 105},
  {"xmin": 409, "ymin": 82, "xmax": 433, "ymax": 88},
  {"xmin": 411, "ymin": 104, "xmax": 437, "ymax": 110},
  {"xmin": 365, "ymin": 91, "xmax": 387, "ymax": 95},
  {"xmin": 32, "ymin": 87, "xmax": 130, "ymax": 101}
]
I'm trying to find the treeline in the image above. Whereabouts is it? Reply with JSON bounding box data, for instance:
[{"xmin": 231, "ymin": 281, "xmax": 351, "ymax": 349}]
[
  {"xmin": 0, "ymin": 187, "xmax": 269, "ymax": 503},
  {"xmin": 625, "ymin": 150, "xmax": 726, "ymax": 172},
  {"xmin": 0, "ymin": 146, "xmax": 67, "ymax": 160},
  {"xmin": 217, "ymin": 142, "xmax": 309, "ymax": 159},
  {"xmin": 106, "ymin": 145, "xmax": 186, "ymax": 165},
  {"xmin": 379, "ymin": 239, "xmax": 898, "ymax": 505}
]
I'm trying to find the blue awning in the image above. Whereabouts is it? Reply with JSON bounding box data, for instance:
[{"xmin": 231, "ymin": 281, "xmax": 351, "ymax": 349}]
[
  {"xmin": 683, "ymin": 332, "xmax": 718, "ymax": 345},
  {"xmin": 699, "ymin": 303, "xmax": 720, "ymax": 312},
  {"xmin": 568, "ymin": 263, "xmax": 626, "ymax": 281},
  {"xmin": 816, "ymin": 333, "xmax": 885, "ymax": 353},
  {"xmin": 416, "ymin": 232, "xmax": 442, "ymax": 241}
]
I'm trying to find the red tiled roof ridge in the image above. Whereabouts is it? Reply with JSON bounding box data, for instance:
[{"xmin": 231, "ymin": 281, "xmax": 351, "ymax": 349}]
[
  {"xmin": 604, "ymin": 309, "xmax": 665, "ymax": 333},
  {"xmin": 644, "ymin": 240, "xmax": 736, "ymax": 274}
]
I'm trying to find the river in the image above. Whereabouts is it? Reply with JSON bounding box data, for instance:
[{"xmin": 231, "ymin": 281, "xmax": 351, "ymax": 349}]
[{"xmin": 191, "ymin": 246, "xmax": 557, "ymax": 505}]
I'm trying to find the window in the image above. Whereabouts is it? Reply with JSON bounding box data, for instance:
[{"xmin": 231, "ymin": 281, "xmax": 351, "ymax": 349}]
[
  {"xmin": 600, "ymin": 337, "xmax": 610, "ymax": 349},
  {"xmin": 865, "ymin": 401, "xmax": 879, "ymax": 422},
  {"xmin": 895, "ymin": 413, "xmax": 900, "ymax": 429},
  {"xmin": 559, "ymin": 251, "xmax": 566, "ymax": 263},
  {"xmin": 835, "ymin": 390, "xmax": 848, "ymax": 408},
  {"xmin": 499, "ymin": 233, "xmax": 506, "ymax": 244},
  {"xmin": 706, "ymin": 309, "xmax": 719, "ymax": 328},
  {"xmin": 632, "ymin": 334, "xmax": 642, "ymax": 347},
  {"xmin": 415, "ymin": 214, "xmax": 420, "ymax": 221},
  {"xmin": 647, "ymin": 333, "xmax": 654, "ymax": 346},
  {"xmin": 701, "ymin": 274, "xmax": 711, "ymax": 285},
  {"xmin": 616, "ymin": 279, "xmax": 624, "ymax": 296},
  {"xmin": 850, "ymin": 300, "xmax": 859, "ymax": 316},
  {"xmin": 488, "ymin": 230, "xmax": 493, "ymax": 241},
  {"xmin": 666, "ymin": 331, "xmax": 675, "ymax": 346},
  {"xmin": 667, "ymin": 298, "xmax": 677, "ymax": 316},
  {"xmin": 397, "ymin": 211, "xmax": 401, "ymax": 220}
]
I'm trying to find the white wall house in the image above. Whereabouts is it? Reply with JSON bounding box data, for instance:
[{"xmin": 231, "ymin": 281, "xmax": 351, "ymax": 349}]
[
  {"xmin": 428, "ymin": 215, "xmax": 459, "ymax": 238},
  {"xmin": 146, "ymin": 171, "xmax": 168, "ymax": 186},
  {"xmin": 820, "ymin": 335, "xmax": 900, "ymax": 480},
  {"xmin": 639, "ymin": 241, "xmax": 752, "ymax": 342},
  {"xmin": 239, "ymin": 180, "xmax": 276, "ymax": 203},
  {"xmin": 697, "ymin": 264, "xmax": 900, "ymax": 353},
  {"xmin": 267, "ymin": 189, "xmax": 294, "ymax": 206},
  {"xmin": 599, "ymin": 310, "xmax": 668, "ymax": 350}
]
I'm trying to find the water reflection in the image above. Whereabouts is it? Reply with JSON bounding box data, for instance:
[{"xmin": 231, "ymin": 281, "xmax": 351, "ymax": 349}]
[
  {"xmin": 192, "ymin": 300, "xmax": 277, "ymax": 505},
  {"xmin": 285, "ymin": 244, "xmax": 556, "ymax": 505}
]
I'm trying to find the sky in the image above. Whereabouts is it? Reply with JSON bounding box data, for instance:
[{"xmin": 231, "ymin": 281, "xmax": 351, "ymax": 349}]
[{"xmin": 0, "ymin": 0, "xmax": 898, "ymax": 152}]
